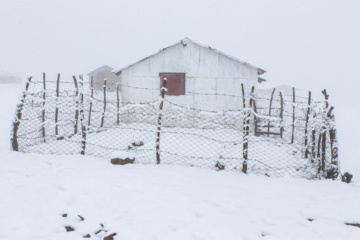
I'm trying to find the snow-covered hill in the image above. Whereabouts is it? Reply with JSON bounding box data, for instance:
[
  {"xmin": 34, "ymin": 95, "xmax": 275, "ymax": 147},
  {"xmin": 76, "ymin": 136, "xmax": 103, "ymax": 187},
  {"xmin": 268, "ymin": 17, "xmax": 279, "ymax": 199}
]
[{"xmin": 1, "ymin": 83, "xmax": 359, "ymax": 240}]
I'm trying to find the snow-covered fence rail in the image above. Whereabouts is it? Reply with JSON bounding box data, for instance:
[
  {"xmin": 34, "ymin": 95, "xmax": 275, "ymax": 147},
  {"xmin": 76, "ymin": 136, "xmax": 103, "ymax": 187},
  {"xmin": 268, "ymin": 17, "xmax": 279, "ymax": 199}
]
[{"xmin": 11, "ymin": 73, "xmax": 340, "ymax": 179}]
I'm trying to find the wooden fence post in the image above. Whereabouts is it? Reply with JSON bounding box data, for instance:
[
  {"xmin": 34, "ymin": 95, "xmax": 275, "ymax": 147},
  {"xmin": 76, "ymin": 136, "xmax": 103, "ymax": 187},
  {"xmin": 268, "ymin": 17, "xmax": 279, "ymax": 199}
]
[
  {"xmin": 279, "ymin": 91, "xmax": 284, "ymax": 138},
  {"xmin": 55, "ymin": 73, "xmax": 60, "ymax": 137},
  {"xmin": 241, "ymin": 84, "xmax": 248, "ymax": 173},
  {"xmin": 79, "ymin": 75, "xmax": 86, "ymax": 155},
  {"xmin": 291, "ymin": 87, "xmax": 295, "ymax": 144},
  {"xmin": 100, "ymin": 78, "xmax": 107, "ymax": 128},
  {"xmin": 268, "ymin": 88, "xmax": 276, "ymax": 137},
  {"xmin": 42, "ymin": 72, "xmax": 46, "ymax": 142},
  {"xmin": 88, "ymin": 76, "xmax": 93, "ymax": 128},
  {"xmin": 327, "ymin": 106, "xmax": 339, "ymax": 179},
  {"xmin": 304, "ymin": 91, "xmax": 311, "ymax": 158},
  {"xmin": 11, "ymin": 76, "xmax": 32, "ymax": 151},
  {"xmin": 116, "ymin": 83, "xmax": 120, "ymax": 125},
  {"xmin": 156, "ymin": 78, "xmax": 167, "ymax": 164},
  {"xmin": 317, "ymin": 132, "xmax": 322, "ymax": 174},
  {"xmin": 253, "ymin": 96, "xmax": 258, "ymax": 135},
  {"xmin": 73, "ymin": 76, "xmax": 79, "ymax": 135}
]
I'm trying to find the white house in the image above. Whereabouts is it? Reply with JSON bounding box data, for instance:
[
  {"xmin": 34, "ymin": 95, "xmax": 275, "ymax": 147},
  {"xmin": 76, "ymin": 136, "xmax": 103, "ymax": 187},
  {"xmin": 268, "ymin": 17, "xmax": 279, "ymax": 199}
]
[
  {"xmin": 87, "ymin": 65, "xmax": 120, "ymax": 91},
  {"xmin": 114, "ymin": 37, "xmax": 266, "ymax": 111}
]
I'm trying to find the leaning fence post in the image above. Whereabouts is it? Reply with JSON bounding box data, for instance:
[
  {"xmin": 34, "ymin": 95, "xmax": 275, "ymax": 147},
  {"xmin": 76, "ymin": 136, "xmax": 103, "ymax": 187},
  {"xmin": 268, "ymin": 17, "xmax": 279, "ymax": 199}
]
[
  {"xmin": 79, "ymin": 75, "xmax": 86, "ymax": 155},
  {"xmin": 116, "ymin": 82, "xmax": 120, "ymax": 125},
  {"xmin": 279, "ymin": 91, "xmax": 284, "ymax": 138},
  {"xmin": 88, "ymin": 76, "xmax": 93, "ymax": 127},
  {"xmin": 327, "ymin": 106, "xmax": 339, "ymax": 179},
  {"xmin": 304, "ymin": 91, "xmax": 311, "ymax": 158},
  {"xmin": 156, "ymin": 78, "xmax": 167, "ymax": 164},
  {"xmin": 11, "ymin": 76, "xmax": 32, "ymax": 151},
  {"xmin": 42, "ymin": 72, "xmax": 46, "ymax": 142},
  {"xmin": 100, "ymin": 78, "xmax": 107, "ymax": 128},
  {"xmin": 73, "ymin": 76, "xmax": 79, "ymax": 135},
  {"xmin": 291, "ymin": 87, "xmax": 295, "ymax": 144},
  {"xmin": 268, "ymin": 88, "xmax": 276, "ymax": 137},
  {"xmin": 55, "ymin": 73, "xmax": 60, "ymax": 137},
  {"xmin": 241, "ymin": 84, "xmax": 248, "ymax": 173}
]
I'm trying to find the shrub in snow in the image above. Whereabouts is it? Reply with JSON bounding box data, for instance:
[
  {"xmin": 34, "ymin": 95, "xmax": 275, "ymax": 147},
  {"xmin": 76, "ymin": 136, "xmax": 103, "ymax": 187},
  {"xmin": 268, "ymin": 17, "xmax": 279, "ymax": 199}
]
[
  {"xmin": 111, "ymin": 151, "xmax": 135, "ymax": 165},
  {"xmin": 341, "ymin": 172, "xmax": 353, "ymax": 183}
]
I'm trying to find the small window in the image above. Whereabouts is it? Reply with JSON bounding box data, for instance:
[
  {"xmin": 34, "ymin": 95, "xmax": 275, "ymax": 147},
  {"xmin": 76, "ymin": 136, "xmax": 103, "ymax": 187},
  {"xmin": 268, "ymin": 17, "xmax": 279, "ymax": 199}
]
[{"xmin": 159, "ymin": 73, "xmax": 185, "ymax": 95}]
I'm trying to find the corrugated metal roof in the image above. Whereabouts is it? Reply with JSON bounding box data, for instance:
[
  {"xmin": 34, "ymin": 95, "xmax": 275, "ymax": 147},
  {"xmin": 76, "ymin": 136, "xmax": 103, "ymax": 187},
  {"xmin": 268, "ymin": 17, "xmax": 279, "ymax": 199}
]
[{"xmin": 113, "ymin": 37, "xmax": 266, "ymax": 76}]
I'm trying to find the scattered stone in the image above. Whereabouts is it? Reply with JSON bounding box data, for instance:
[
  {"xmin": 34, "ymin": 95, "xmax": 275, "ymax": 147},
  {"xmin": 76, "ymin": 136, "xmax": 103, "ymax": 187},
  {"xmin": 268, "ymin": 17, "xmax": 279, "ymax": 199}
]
[
  {"xmin": 95, "ymin": 229, "xmax": 102, "ymax": 235},
  {"xmin": 104, "ymin": 232, "xmax": 117, "ymax": 240},
  {"xmin": 111, "ymin": 151, "xmax": 136, "ymax": 165},
  {"xmin": 65, "ymin": 226, "xmax": 75, "ymax": 232},
  {"xmin": 345, "ymin": 222, "xmax": 360, "ymax": 228},
  {"xmin": 215, "ymin": 161, "xmax": 225, "ymax": 170},
  {"xmin": 307, "ymin": 218, "xmax": 314, "ymax": 222},
  {"xmin": 111, "ymin": 157, "xmax": 135, "ymax": 165},
  {"xmin": 132, "ymin": 141, "xmax": 144, "ymax": 147},
  {"xmin": 62, "ymin": 213, "xmax": 67, "ymax": 218},
  {"xmin": 78, "ymin": 215, "xmax": 85, "ymax": 221},
  {"xmin": 83, "ymin": 234, "xmax": 91, "ymax": 238},
  {"xmin": 100, "ymin": 224, "xmax": 104, "ymax": 228},
  {"xmin": 341, "ymin": 172, "xmax": 353, "ymax": 183}
]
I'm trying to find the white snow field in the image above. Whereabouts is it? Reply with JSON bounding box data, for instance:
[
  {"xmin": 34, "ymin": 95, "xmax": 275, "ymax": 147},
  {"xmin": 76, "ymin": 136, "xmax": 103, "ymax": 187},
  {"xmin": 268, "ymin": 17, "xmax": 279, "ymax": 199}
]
[{"xmin": 1, "ymin": 83, "xmax": 360, "ymax": 240}]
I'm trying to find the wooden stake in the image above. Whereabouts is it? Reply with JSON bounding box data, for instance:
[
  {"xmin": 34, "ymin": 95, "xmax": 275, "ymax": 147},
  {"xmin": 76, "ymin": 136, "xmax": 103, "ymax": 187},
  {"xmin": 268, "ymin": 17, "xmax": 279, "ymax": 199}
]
[
  {"xmin": 55, "ymin": 73, "xmax": 60, "ymax": 137},
  {"xmin": 100, "ymin": 78, "xmax": 107, "ymax": 128},
  {"xmin": 79, "ymin": 75, "xmax": 86, "ymax": 155},
  {"xmin": 116, "ymin": 83, "xmax": 120, "ymax": 125},
  {"xmin": 241, "ymin": 84, "xmax": 248, "ymax": 174},
  {"xmin": 73, "ymin": 76, "xmax": 79, "ymax": 134},
  {"xmin": 279, "ymin": 91, "xmax": 284, "ymax": 138},
  {"xmin": 304, "ymin": 91, "xmax": 311, "ymax": 158},
  {"xmin": 88, "ymin": 76, "xmax": 93, "ymax": 127},
  {"xmin": 42, "ymin": 72, "xmax": 46, "ymax": 142},
  {"xmin": 11, "ymin": 76, "xmax": 32, "ymax": 151},
  {"xmin": 156, "ymin": 78, "xmax": 167, "ymax": 164},
  {"xmin": 268, "ymin": 88, "xmax": 276, "ymax": 137},
  {"xmin": 291, "ymin": 87, "xmax": 295, "ymax": 144}
]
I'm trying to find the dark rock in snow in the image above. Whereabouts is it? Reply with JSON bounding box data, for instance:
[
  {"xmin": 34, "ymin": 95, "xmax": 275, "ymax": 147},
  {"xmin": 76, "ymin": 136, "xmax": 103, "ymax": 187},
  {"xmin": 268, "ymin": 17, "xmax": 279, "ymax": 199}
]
[
  {"xmin": 341, "ymin": 172, "xmax": 353, "ymax": 183},
  {"xmin": 215, "ymin": 161, "xmax": 225, "ymax": 170},
  {"xmin": 83, "ymin": 233, "xmax": 91, "ymax": 238},
  {"xmin": 111, "ymin": 158, "xmax": 135, "ymax": 165},
  {"xmin": 65, "ymin": 226, "xmax": 75, "ymax": 232},
  {"xmin": 62, "ymin": 213, "xmax": 67, "ymax": 218},
  {"xmin": 104, "ymin": 232, "xmax": 117, "ymax": 240}
]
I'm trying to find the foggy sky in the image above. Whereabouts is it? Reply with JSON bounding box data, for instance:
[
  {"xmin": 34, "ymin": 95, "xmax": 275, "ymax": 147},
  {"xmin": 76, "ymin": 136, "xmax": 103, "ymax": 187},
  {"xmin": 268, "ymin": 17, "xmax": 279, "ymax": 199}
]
[{"xmin": 1, "ymin": 0, "xmax": 360, "ymax": 167}]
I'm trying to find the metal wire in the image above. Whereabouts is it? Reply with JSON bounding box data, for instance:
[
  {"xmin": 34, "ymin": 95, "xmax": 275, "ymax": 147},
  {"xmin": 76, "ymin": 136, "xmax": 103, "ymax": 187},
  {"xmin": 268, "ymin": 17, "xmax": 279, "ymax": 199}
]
[{"xmin": 12, "ymin": 79, "xmax": 340, "ymax": 179}]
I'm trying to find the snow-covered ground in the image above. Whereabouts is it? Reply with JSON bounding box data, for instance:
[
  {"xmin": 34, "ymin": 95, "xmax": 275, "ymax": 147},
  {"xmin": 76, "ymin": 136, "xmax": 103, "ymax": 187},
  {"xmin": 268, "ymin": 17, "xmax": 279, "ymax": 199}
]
[{"xmin": 1, "ymin": 83, "xmax": 360, "ymax": 240}]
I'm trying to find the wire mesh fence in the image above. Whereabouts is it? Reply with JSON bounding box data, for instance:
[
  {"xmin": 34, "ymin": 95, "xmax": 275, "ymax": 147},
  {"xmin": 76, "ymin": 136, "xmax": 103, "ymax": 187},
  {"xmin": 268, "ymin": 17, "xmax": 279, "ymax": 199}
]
[{"xmin": 11, "ymin": 74, "xmax": 340, "ymax": 179}]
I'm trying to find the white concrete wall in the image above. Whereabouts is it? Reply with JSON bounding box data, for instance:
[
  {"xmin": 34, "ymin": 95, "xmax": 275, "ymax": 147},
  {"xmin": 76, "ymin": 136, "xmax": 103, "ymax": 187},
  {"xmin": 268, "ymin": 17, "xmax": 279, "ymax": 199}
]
[{"xmin": 120, "ymin": 41, "xmax": 259, "ymax": 111}]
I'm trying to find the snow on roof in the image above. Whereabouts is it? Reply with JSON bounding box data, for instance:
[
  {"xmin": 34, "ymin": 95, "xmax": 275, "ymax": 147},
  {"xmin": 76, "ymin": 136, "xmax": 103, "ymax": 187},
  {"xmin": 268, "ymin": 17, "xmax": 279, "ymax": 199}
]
[
  {"xmin": 87, "ymin": 65, "xmax": 114, "ymax": 75},
  {"xmin": 113, "ymin": 37, "xmax": 266, "ymax": 76}
]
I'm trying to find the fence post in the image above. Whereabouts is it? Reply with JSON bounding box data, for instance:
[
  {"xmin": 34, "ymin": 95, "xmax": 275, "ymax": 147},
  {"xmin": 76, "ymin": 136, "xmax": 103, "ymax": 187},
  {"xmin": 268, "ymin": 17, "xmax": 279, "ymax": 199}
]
[
  {"xmin": 100, "ymin": 78, "xmax": 107, "ymax": 128},
  {"xmin": 73, "ymin": 76, "xmax": 79, "ymax": 135},
  {"xmin": 279, "ymin": 91, "xmax": 284, "ymax": 138},
  {"xmin": 55, "ymin": 73, "xmax": 60, "ymax": 137},
  {"xmin": 327, "ymin": 106, "xmax": 339, "ymax": 179},
  {"xmin": 241, "ymin": 84, "xmax": 248, "ymax": 173},
  {"xmin": 268, "ymin": 88, "xmax": 276, "ymax": 137},
  {"xmin": 304, "ymin": 91, "xmax": 311, "ymax": 158},
  {"xmin": 156, "ymin": 78, "xmax": 167, "ymax": 164},
  {"xmin": 116, "ymin": 83, "xmax": 120, "ymax": 125},
  {"xmin": 291, "ymin": 87, "xmax": 295, "ymax": 144},
  {"xmin": 253, "ymin": 95, "xmax": 258, "ymax": 135},
  {"xmin": 79, "ymin": 75, "xmax": 86, "ymax": 155},
  {"xmin": 88, "ymin": 76, "xmax": 93, "ymax": 128},
  {"xmin": 11, "ymin": 76, "xmax": 32, "ymax": 151},
  {"xmin": 42, "ymin": 72, "xmax": 46, "ymax": 142}
]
